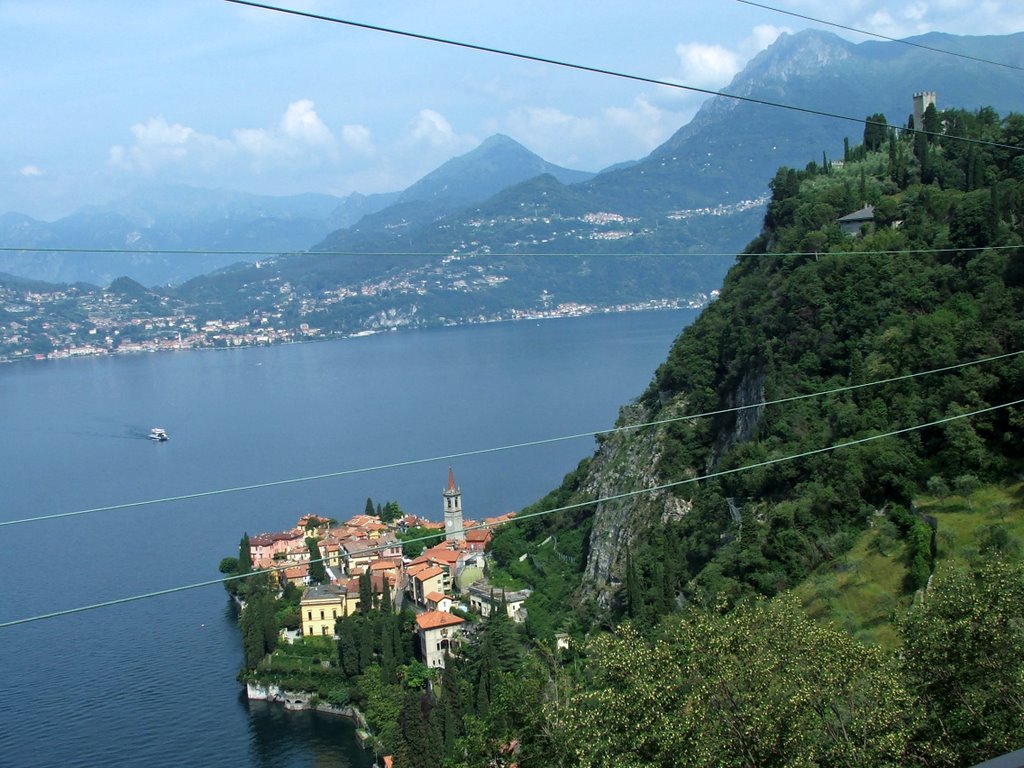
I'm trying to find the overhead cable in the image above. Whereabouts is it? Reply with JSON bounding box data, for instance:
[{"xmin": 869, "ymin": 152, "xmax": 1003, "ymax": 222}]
[
  {"xmin": 735, "ymin": 0, "xmax": 1024, "ymax": 72},
  {"xmin": 2, "ymin": 396, "xmax": 1019, "ymax": 629},
  {"xmin": 0, "ymin": 244, "xmax": 1021, "ymax": 259},
  {"xmin": 220, "ymin": 0, "xmax": 1024, "ymax": 154},
  {"xmin": 2, "ymin": 348, "xmax": 1019, "ymax": 529}
]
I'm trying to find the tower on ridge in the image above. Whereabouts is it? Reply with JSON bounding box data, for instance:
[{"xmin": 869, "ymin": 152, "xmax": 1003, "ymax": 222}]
[
  {"xmin": 912, "ymin": 91, "xmax": 937, "ymax": 132},
  {"xmin": 442, "ymin": 466, "xmax": 465, "ymax": 542}
]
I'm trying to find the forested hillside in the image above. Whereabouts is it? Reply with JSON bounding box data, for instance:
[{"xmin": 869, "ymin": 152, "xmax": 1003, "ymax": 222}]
[{"xmin": 417, "ymin": 104, "xmax": 1024, "ymax": 767}]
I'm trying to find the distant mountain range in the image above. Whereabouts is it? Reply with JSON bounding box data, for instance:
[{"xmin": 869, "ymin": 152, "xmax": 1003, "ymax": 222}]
[
  {"xmin": 0, "ymin": 135, "xmax": 592, "ymax": 288},
  {"xmin": 3, "ymin": 29, "xmax": 1024, "ymax": 336}
]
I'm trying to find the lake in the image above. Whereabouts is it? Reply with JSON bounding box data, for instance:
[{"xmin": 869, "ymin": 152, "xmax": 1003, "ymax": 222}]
[{"xmin": 0, "ymin": 309, "xmax": 697, "ymax": 767}]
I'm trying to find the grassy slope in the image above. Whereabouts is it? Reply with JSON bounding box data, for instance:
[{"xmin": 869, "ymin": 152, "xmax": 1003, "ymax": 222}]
[{"xmin": 795, "ymin": 479, "xmax": 1024, "ymax": 648}]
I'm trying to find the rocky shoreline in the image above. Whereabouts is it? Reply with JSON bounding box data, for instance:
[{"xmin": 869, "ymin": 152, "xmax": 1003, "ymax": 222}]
[{"xmin": 246, "ymin": 682, "xmax": 374, "ymax": 744}]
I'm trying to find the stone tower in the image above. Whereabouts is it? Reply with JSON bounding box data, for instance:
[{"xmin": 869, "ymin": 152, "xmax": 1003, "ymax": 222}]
[
  {"xmin": 912, "ymin": 91, "xmax": 937, "ymax": 132},
  {"xmin": 443, "ymin": 466, "xmax": 465, "ymax": 542}
]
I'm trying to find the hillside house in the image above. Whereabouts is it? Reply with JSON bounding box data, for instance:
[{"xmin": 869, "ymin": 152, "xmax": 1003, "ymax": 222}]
[
  {"xmin": 467, "ymin": 579, "xmax": 532, "ymax": 623},
  {"xmin": 837, "ymin": 204, "xmax": 875, "ymax": 236},
  {"xmin": 415, "ymin": 610, "xmax": 465, "ymax": 669}
]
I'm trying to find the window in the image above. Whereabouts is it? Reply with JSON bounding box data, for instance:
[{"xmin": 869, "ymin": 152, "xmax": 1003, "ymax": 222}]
[
  {"xmin": 332, "ymin": 609, "xmax": 337, "ymax": 618},
  {"xmin": 307, "ymin": 611, "xmax": 312, "ymax": 620},
  {"xmin": 320, "ymin": 610, "xmax": 324, "ymax": 620},
  {"xmin": 322, "ymin": 626, "xmax": 328, "ymax": 635}
]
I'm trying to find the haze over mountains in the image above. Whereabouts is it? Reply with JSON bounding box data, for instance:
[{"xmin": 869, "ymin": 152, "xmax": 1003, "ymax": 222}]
[{"xmin": 3, "ymin": 29, "xmax": 1024, "ymax": 301}]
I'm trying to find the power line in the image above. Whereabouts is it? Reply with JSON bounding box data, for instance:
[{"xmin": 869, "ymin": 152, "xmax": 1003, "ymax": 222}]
[
  {"xmin": 221, "ymin": 0, "xmax": 1024, "ymax": 154},
  {"xmin": 3, "ymin": 348, "xmax": 1019, "ymax": 528},
  {"xmin": 0, "ymin": 244, "xmax": 1020, "ymax": 260},
  {"xmin": 2, "ymin": 396, "xmax": 1019, "ymax": 629},
  {"xmin": 735, "ymin": 0, "xmax": 1024, "ymax": 72}
]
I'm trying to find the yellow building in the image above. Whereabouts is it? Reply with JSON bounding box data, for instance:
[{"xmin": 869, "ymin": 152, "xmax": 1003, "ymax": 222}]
[{"xmin": 300, "ymin": 584, "xmax": 353, "ymax": 637}]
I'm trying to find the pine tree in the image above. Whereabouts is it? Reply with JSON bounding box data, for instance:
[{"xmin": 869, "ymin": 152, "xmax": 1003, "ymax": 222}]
[{"xmin": 365, "ymin": 496, "xmax": 375, "ymax": 516}]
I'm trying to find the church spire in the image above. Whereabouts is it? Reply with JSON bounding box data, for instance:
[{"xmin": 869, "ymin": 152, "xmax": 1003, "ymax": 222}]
[{"xmin": 443, "ymin": 466, "xmax": 465, "ymax": 542}]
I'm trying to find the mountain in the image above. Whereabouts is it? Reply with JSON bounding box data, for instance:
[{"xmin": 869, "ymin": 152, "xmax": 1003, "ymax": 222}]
[
  {"xmin": 574, "ymin": 29, "xmax": 1024, "ymax": 214},
  {"xmin": 399, "ymin": 133, "xmax": 592, "ymax": 206},
  {"xmin": 0, "ymin": 186, "xmax": 355, "ymax": 287},
  {"xmin": 173, "ymin": 30, "xmax": 1024, "ymax": 334}
]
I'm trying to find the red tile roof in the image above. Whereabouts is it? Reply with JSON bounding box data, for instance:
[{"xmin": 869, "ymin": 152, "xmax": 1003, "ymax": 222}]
[
  {"xmin": 414, "ymin": 566, "xmax": 444, "ymax": 582},
  {"xmin": 415, "ymin": 610, "xmax": 465, "ymax": 630}
]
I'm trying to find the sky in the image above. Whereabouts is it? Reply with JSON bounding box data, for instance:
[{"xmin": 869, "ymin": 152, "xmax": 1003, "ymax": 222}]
[{"xmin": 3, "ymin": 0, "xmax": 1023, "ymax": 219}]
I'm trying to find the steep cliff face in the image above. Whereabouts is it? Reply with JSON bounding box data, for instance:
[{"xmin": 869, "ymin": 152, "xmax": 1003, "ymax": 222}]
[{"xmin": 580, "ymin": 367, "xmax": 766, "ymax": 609}]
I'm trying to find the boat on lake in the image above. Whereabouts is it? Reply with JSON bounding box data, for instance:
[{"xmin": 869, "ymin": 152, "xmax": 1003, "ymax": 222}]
[{"xmin": 149, "ymin": 428, "xmax": 168, "ymax": 441}]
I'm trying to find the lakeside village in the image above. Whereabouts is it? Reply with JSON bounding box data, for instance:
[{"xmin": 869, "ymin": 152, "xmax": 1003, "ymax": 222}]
[
  {"xmin": 0, "ymin": 197, "xmax": 767, "ymax": 364},
  {"xmin": 224, "ymin": 466, "xmax": 557, "ymax": 753},
  {"xmin": 0, "ymin": 276, "xmax": 713, "ymax": 364}
]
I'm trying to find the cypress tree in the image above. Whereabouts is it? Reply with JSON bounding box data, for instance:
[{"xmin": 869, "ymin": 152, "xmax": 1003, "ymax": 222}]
[
  {"xmin": 240, "ymin": 601, "xmax": 265, "ymax": 669},
  {"xmin": 358, "ymin": 572, "xmax": 373, "ymax": 614},
  {"xmin": 392, "ymin": 615, "xmax": 406, "ymax": 664},
  {"xmin": 306, "ymin": 537, "xmax": 327, "ymax": 584},
  {"xmin": 381, "ymin": 617, "xmax": 397, "ymax": 684},
  {"xmin": 365, "ymin": 496, "xmax": 374, "ymax": 516},
  {"xmin": 337, "ymin": 619, "xmax": 359, "ymax": 678},
  {"xmin": 358, "ymin": 616, "xmax": 374, "ymax": 672}
]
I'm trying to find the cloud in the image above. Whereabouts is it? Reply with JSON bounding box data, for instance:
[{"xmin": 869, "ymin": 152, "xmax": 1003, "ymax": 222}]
[
  {"xmin": 19, "ymin": 165, "xmax": 45, "ymax": 177},
  {"xmin": 280, "ymin": 99, "xmax": 335, "ymax": 149},
  {"xmin": 409, "ymin": 109, "xmax": 458, "ymax": 147},
  {"xmin": 784, "ymin": 0, "xmax": 1024, "ymax": 38},
  {"xmin": 109, "ymin": 117, "xmax": 235, "ymax": 173},
  {"xmin": 499, "ymin": 95, "xmax": 685, "ymax": 171},
  {"xmin": 109, "ymin": 100, "xmax": 352, "ymax": 176},
  {"xmin": 671, "ymin": 24, "xmax": 792, "ymax": 94},
  {"xmin": 674, "ymin": 42, "xmax": 743, "ymax": 90},
  {"xmin": 741, "ymin": 24, "xmax": 792, "ymax": 55},
  {"xmin": 341, "ymin": 124, "xmax": 374, "ymax": 156}
]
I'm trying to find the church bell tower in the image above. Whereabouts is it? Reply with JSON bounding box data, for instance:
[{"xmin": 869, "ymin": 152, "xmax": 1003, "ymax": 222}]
[{"xmin": 443, "ymin": 466, "xmax": 465, "ymax": 542}]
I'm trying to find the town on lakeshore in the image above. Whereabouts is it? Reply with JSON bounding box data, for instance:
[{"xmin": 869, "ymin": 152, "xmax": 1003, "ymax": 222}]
[
  {"xmin": 238, "ymin": 466, "xmax": 540, "ymax": 678},
  {"xmin": 0, "ymin": 273, "xmax": 715, "ymax": 363}
]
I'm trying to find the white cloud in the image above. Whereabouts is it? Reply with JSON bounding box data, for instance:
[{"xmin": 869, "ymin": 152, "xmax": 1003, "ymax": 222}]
[
  {"xmin": 603, "ymin": 95, "xmax": 677, "ymax": 151},
  {"xmin": 280, "ymin": 99, "xmax": 335, "ymax": 150},
  {"xmin": 341, "ymin": 124, "xmax": 374, "ymax": 156},
  {"xmin": 671, "ymin": 24, "xmax": 792, "ymax": 95},
  {"xmin": 499, "ymin": 95, "xmax": 685, "ymax": 171},
  {"xmin": 741, "ymin": 24, "xmax": 793, "ymax": 56},
  {"xmin": 109, "ymin": 100, "xmax": 352, "ymax": 176},
  {"xmin": 786, "ymin": 0, "xmax": 1024, "ymax": 38},
  {"xmin": 109, "ymin": 117, "xmax": 235, "ymax": 173},
  {"xmin": 19, "ymin": 165, "xmax": 44, "ymax": 177},
  {"xmin": 409, "ymin": 109, "xmax": 455, "ymax": 147},
  {"xmin": 674, "ymin": 42, "xmax": 742, "ymax": 90}
]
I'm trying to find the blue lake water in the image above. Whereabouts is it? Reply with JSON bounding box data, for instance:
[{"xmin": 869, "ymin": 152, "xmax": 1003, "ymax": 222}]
[{"xmin": 0, "ymin": 310, "xmax": 696, "ymax": 767}]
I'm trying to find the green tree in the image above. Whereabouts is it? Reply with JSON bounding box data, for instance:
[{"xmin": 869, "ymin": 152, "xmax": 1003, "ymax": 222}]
[
  {"xmin": 554, "ymin": 597, "xmax": 913, "ymax": 767},
  {"xmin": 381, "ymin": 500, "xmax": 402, "ymax": 524},
  {"xmin": 306, "ymin": 537, "xmax": 327, "ymax": 584},
  {"xmin": 365, "ymin": 496, "xmax": 375, "ymax": 516},
  {"xmin": 238, "ymin": 533, "xmax": 252, "ymax": 575},
  {"xmin": 902, "ymin": 560, "xmax": 1024, "ymax": 766},
  {"xmin": 863, "ymin": 112, "xmax": 888, "ymax": 152}
]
